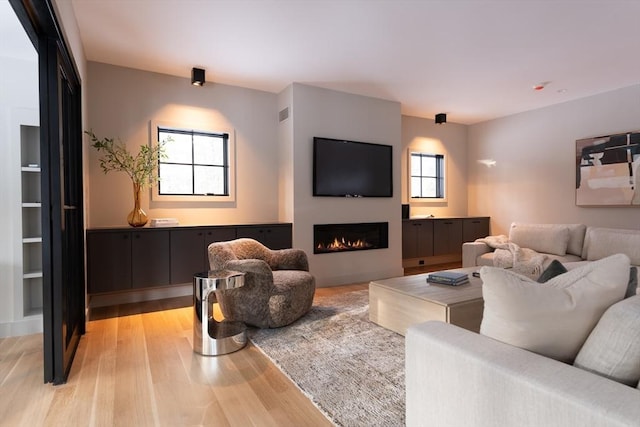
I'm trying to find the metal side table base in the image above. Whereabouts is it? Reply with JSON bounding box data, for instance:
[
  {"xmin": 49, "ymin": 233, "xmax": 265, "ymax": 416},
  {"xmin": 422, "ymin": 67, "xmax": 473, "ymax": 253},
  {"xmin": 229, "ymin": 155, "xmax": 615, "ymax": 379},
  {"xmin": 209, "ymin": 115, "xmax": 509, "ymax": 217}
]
[{"xmin": 193, "ymin": 270, "xmax": 246, "ymax": 356}]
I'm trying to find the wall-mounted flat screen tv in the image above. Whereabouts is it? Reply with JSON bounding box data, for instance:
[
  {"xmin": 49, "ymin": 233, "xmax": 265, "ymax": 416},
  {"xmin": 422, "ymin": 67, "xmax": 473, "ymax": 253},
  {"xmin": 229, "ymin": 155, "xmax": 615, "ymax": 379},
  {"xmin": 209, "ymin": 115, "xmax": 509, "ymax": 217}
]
[{"xmin": 313, "ymin": 137, "xmax": 393, "ymax": 197}]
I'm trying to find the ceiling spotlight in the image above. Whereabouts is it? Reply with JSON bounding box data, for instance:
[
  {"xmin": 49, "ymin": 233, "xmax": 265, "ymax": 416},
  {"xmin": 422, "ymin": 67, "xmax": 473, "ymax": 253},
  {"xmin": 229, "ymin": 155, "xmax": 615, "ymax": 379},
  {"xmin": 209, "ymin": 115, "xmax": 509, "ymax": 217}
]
[
  {"xmin": 435, "ymin": 113, "xmax": 447, "ymax": 124},
  {"xmin": 191, "ymin": 67, "xmax": 205, "ymax": 86}
]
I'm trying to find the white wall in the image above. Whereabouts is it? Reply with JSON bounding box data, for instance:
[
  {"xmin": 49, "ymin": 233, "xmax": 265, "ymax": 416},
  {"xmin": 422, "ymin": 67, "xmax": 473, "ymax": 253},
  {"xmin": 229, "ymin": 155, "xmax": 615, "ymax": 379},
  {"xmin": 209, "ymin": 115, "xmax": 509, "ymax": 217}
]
[
  {"xmin": 468, "ymin": 84, "xmax": 640, "ymax": 236},
  {"xmin": 86, "ymin": 62, "xmax": 280, "ymax": 227},
  {"xmin": 0, "ymin": 55, "xmax": 38, "ymax": 335},
  {"xmin": 286, "ymin": 83, "xmax": 404, "ymax": 286},
  {"xmin": 401, "ymin": 115, "xmax": 469, "ymax": 218}
]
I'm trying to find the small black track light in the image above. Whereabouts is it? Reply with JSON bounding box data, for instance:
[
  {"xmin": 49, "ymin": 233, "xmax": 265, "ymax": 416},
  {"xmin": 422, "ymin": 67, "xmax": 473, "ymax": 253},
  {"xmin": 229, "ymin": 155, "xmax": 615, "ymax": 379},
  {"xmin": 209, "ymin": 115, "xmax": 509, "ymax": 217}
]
[
  {"xmin": 435, "ymin": 113, "xmax": 447, "ymax": 124},
  {"xmin": 191, "ymin": 67, "xmax": 205, "ymax": 86}
]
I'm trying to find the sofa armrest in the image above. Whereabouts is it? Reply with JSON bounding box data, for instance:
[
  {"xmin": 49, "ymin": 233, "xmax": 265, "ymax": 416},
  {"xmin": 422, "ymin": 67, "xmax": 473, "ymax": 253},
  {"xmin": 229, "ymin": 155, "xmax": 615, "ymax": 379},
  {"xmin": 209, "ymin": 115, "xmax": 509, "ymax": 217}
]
[
  {"xmin": 462, "ymin": 241, "xmax": 492, "ymax": 268},
  {"xmin": 406, "ymin": 321, "xmax": 640, "ymax": 427}
]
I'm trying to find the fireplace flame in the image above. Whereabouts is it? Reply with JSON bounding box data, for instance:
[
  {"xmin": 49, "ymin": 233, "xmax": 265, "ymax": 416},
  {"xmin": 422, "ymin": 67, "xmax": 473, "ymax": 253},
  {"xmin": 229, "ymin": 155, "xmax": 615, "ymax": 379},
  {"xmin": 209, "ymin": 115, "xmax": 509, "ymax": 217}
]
[{"xmin": 316, "ymin": 236, "xmax": 373, "ymax": 252}]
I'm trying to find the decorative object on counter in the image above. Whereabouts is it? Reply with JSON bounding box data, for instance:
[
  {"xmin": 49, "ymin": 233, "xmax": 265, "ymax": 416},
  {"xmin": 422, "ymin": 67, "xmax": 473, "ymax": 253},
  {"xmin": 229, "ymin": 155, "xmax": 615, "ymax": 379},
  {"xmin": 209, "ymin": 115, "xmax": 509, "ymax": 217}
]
[
  {"xmin": 150, "ymin": 218, "xmax": 180, "ymax": 227},
  {"xmin": 86, "ymin": 130, "xmax": 166, "ymax": 227}
]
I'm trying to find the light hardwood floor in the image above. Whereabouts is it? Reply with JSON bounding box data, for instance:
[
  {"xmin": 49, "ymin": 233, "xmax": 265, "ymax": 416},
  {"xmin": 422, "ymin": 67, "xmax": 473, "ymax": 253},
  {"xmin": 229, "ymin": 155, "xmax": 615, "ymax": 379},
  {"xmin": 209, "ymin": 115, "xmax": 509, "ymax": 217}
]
[{"xmin": 0, "ymin": 283, "xmax": 368, "ymax": 427}]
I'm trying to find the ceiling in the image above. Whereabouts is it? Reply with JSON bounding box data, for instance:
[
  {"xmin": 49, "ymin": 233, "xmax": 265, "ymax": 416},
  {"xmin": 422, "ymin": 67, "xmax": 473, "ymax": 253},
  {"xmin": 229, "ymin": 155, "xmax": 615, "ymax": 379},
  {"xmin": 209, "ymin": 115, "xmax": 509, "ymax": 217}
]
[{"xmin": 27, "ymin": 1, "xmax": 640, "ymax": 124}]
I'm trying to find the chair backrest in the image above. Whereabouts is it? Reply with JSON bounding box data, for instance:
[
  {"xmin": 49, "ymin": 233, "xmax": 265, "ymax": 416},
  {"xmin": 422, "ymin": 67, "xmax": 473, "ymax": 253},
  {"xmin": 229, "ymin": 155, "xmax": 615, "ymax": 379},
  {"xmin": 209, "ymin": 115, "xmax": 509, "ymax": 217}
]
[{"xmin": 208, "ymin": 238, "xmax": 274, "ymax": 270}]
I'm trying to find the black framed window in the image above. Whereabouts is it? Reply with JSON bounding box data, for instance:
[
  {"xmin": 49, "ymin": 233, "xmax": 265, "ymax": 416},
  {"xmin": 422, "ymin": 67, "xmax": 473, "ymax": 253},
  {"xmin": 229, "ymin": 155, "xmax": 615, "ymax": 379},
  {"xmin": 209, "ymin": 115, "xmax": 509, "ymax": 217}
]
[
  {"xmin": 157, "ymin": 127, "xmax": 229, "ymax": 196},
  {"xmin": 410, "ymin": 152, "xmax": 445, "ymax": 198}
]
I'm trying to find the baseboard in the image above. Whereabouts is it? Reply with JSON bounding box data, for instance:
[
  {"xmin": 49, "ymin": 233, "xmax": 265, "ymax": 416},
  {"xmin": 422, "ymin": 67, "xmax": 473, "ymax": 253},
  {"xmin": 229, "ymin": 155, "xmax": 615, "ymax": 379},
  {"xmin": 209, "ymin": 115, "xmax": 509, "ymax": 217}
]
[
  {"xmin": 402, "ymin": 254, "xmax": 462, "ymax": 269},
  {"xmin": 88, "ymin": 284, "xmax": 192, "ymax": 308},
  {"xmin": 0, "ymin": 314, "xmax": 43, "ymax": 338}
]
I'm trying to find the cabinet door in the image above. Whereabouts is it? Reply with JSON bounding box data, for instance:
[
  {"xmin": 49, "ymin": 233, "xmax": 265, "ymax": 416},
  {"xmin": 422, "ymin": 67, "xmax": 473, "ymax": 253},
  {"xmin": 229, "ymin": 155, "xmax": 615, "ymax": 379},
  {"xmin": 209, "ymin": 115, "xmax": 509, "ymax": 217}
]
[
  {"xmin": 237, "ymin": 225, "xmax": 292, "ymax": 249},
  {"xmin": 433, "ymin": 219, "xmax": 463, "ymax": 256},
  {"xmin": 463, "ymin": 217, "xmax": 490, "ymax": 242},
  {"xmin": 87, "ymin": 231, "xmax": 132, "ymax": 293},
  {"xmin": 131, "ymin": 230, "xmax": 171, "ymax": 289},
  {"xmin": 402, "ymin": 220, "xmax": 433, "ymax": 259},
  {"xmin": 170, "ymin": 228, "xmax": 206, "ymax": 284},
  {"xmin": 402, "ymin": 221, "xmax": 419, "ymax": 259}
]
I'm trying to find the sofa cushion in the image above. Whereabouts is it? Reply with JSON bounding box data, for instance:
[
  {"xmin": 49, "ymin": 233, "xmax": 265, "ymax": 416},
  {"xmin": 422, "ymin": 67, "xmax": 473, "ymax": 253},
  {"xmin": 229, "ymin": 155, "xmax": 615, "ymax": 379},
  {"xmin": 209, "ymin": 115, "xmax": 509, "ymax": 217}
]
[
  {"xmin": 574, "ymin": 294, "xmax": 640, "ymax": 387},
  {"xmin": 480, "ymin": 254, "xmax": 631, "ymax": 363},
  {"xmin": 509, "ymin": 223, "xmax": 571, "ymax": 256},
  {"xmin": 582, "ymin": 227, "xmax": 640, "ymax": 265},
  {"xmin": 537, "ymin": 259, "xmax": 568, "ymax": 283}
]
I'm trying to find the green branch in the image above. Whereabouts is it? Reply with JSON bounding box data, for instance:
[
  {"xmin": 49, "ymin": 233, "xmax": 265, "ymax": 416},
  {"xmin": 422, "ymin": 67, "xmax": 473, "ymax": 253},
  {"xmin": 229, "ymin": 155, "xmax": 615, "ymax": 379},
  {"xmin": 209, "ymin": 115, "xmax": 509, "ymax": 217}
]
[{"xmin": 86, "ymin": 130, "xmax": 166, "ymax": 187}]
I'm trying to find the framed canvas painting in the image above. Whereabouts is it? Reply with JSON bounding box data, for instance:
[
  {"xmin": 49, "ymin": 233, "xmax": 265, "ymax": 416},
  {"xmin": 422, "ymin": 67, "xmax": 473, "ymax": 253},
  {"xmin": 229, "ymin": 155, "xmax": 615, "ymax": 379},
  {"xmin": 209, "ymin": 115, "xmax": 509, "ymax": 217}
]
[{"xmin": 576, "ymin": 131, "xmax": 640, "ymax": 206}]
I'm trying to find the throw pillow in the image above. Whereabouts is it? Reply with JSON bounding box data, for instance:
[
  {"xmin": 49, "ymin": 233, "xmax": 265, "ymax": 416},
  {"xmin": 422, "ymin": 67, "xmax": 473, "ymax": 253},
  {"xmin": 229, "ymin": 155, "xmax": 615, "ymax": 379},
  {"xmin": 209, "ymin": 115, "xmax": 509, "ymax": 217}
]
[
  {"xmin": 509, "ymin": 223, "xmax": 570, "ymax": 256},
  {"xmin": 574, "ymin": 295, "xmax": 640, "ymax": 387},
  {"xmin": 537, "ymin": 259, "xmax": 568, "ymax": 283},
  {"xmin": 626, "ymin": 267, "xmax": 638, "ymax": 298},
  {"xmin": 480, "ymin": 253, "xmax": 631, "ymax": 363}
]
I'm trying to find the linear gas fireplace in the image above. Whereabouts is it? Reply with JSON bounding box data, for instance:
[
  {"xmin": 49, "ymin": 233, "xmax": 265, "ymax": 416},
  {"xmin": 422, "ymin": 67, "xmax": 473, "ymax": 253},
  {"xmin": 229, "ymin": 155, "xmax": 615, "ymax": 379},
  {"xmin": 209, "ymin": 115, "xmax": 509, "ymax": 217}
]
[{"xmin": 314, "ymin": 222, "xmax": 389, "ymax": 254}]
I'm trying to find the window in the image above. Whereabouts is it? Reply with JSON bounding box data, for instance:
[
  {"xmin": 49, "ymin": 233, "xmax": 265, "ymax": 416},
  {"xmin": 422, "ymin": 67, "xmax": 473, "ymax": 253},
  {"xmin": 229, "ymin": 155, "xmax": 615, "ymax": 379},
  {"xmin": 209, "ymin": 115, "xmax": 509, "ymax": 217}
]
[
  {"xmin": 410, "ymin": 152, "xmax": 445, "ymax": 199},
  {"xmin": 157, "ymin": 127, "xmax": 229, "ymax": 196}
]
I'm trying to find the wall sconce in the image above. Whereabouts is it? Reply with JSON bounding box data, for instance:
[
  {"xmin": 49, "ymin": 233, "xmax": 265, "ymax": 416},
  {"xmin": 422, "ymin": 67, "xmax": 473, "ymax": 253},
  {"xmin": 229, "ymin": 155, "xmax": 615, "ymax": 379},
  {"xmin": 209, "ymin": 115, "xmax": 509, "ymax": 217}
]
[
  {"xmin": 435, "ymin": 113, "xmax": 447, "ymax": 124},
  {"xmin": 191, "ymin": 67, "xmax": 205, "ymax": 86}
]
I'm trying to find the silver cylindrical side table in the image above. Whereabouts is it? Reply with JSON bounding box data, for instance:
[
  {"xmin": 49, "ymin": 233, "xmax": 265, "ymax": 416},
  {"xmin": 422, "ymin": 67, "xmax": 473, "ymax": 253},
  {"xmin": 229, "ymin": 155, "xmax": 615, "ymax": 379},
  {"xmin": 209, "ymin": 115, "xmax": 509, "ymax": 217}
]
[{"xmin": 193, "ymin": 270, "xmax": 246, "ymax": 356}]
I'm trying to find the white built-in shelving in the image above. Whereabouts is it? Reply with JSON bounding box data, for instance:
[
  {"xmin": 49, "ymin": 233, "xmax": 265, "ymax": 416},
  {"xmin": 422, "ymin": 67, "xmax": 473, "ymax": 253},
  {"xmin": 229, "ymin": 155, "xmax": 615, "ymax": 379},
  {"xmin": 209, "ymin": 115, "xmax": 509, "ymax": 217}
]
[{"xmin": 20, "ymin": 124, "xmax": 43, "ymax": 317}]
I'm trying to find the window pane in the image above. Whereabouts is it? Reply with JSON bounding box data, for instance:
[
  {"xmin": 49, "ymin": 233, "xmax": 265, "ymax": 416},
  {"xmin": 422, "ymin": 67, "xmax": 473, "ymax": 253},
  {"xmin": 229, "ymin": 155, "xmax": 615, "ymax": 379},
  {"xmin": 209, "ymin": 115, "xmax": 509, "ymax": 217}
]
[
  {"xmin": 421, "ymin": 177, "xmax": 436, "ymax": 197},
  {"xmin": 160, "ymin": 132, "xmax": 192, "ymax": 163},
  {"xmin": 422, "ymin": 156, "xmax": 436, "ymax": 177},
  {"xmin": 194, "ymin": 135, "xmax": 224, "ymax": 166},
  {"xmin": 159, "ymin": 163, "xmax": 192, "ymax": 194},
  {"xmin": 410, "ymin": 177, "xmax": 421, "ymax": 198},
  {"xmin": 194, "ymin": 165, "xmax": 225, "ymax": 194},
  {"xmin": 410, "ymin": 154, "xmax": 421, "ymax": 176}
]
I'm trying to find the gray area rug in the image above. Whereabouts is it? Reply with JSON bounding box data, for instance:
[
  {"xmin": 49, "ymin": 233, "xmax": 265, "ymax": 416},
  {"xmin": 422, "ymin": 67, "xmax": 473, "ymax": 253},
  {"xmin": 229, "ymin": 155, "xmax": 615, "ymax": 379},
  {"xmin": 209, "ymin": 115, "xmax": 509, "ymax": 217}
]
[{"xmin": 248, "ymin": 289, "xmax": 405, "ymax": 427}]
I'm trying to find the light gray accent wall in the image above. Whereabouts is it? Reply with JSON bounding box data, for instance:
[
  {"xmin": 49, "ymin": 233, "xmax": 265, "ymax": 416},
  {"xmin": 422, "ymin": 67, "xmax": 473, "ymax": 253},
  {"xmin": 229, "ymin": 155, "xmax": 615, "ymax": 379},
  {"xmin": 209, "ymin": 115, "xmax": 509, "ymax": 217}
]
[
  {"xmin": 288, "ymin": 83, "xmax": 404, "ymax": 286},
  {"xmin": 468, "ymin": 84, "xmax": 640, "ymax": 236}
]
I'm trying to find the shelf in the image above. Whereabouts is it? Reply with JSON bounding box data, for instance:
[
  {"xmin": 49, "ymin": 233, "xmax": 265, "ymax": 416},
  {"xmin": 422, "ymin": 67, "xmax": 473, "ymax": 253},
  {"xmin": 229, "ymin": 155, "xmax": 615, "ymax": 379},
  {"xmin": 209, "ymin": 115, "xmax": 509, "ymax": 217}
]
[
  {"xmin": 22, "ymin": 202, "xmax": 41, "ymax": 208},
  {"xmin": 23, "ymin": 237, "xmax": 42, "ymax": 243},
  {"xmin": 24, "ymin": 271, "xmax": 43, "ymax": 279},
  {"xmin": 21, "ymin": 166, "xmax": 41, "ymax": 172}
]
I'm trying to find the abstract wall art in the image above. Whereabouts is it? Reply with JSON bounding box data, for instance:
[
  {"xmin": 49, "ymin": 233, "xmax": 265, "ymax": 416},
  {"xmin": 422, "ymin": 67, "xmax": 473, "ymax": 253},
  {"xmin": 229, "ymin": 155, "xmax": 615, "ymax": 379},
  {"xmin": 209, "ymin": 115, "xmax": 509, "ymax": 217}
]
[{"xmin": 576, "ymin": 131, "xmax": 640, "ymax": 206}]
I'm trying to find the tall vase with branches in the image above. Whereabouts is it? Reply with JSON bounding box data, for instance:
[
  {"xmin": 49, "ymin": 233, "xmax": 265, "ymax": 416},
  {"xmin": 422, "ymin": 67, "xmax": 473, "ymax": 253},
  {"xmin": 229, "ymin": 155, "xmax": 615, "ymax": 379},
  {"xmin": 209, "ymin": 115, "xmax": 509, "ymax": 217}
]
[{"xmin": 86, "ymin": 130, "xmax": 166, "ymax": 227}]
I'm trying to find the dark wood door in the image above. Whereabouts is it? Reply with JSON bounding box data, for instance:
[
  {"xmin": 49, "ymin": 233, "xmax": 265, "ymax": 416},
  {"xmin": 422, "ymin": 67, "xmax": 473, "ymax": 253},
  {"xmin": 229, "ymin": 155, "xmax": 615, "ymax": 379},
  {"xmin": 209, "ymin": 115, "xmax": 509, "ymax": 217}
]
[{"xmin": 41, "ymin": 38, "xmax": 85, "ymax": 383}]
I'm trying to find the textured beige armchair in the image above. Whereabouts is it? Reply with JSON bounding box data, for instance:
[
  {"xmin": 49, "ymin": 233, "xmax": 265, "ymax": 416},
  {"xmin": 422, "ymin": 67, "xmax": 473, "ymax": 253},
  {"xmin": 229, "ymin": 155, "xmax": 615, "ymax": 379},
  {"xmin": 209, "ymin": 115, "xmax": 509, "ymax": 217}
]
[{"xmin": 208, "ymin": 238, "xmax": 315, "ymax": 328}]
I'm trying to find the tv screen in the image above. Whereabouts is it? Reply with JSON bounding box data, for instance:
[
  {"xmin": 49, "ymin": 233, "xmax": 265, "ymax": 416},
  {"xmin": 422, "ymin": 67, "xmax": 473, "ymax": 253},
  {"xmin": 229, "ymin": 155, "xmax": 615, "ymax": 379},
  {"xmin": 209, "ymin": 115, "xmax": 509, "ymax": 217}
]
[{"xmin": 313, "ymin": 137, "xmax": 393, "ymax": 197}]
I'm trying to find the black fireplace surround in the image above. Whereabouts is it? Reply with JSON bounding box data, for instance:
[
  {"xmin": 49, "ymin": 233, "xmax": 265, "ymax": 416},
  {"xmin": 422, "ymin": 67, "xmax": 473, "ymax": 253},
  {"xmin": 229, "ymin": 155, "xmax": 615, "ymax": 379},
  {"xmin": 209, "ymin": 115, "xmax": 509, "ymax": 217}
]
[{"xmin": 314, "ymin": 222, "xmax": 389, "ymax": 254}]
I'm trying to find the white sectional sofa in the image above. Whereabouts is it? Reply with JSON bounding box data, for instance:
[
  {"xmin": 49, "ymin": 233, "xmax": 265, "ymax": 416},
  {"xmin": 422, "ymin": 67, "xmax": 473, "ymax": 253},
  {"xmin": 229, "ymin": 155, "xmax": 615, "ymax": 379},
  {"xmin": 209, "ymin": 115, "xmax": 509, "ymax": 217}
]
[
  {"xmin": 405, "ymin": 224, "xmax": 640, "ymax": 426},
  {"xmin": 463, "ymin": 223, "xmax": 640, "ymax": 286},
  {"xmin": 406, "ymin": 321, "xmax": 640, "ymax": 427}
]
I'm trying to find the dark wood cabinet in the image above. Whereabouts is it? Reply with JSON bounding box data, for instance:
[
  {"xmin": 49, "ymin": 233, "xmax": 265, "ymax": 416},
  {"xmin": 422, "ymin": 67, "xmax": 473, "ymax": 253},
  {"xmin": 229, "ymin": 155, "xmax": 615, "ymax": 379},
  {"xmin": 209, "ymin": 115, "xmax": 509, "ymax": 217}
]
[
  {"xmin": 463, "ymin": 217, "xmax": 490, "ymax": 242},
  {"xmin": 170, "ymin": 227, "xmax": 237, "ymax": 284},
  {"xmin": 433, "ymin": 219, "xmax": 463, "ymax": 256},
  {"xmin": 87, "ymin": 223, "xmax": 292, "ymax": 294},
  {"xmin": 402, "ymin": 216, "xmax": 489, "ymax": 266},
  {"xmin": 131, "ymin": 230, "xmax": 170, "ymax": 289},
  {"xmin": 402, "ymin": 220, "xmax": 434, "ymax": 259},
  {"xmin": 236, "ymin": 224, "xmax": 292, "ymax": 249},
  {"xmin": 87, "ymin": 231, "xmax": 132, "ymax": 293}
]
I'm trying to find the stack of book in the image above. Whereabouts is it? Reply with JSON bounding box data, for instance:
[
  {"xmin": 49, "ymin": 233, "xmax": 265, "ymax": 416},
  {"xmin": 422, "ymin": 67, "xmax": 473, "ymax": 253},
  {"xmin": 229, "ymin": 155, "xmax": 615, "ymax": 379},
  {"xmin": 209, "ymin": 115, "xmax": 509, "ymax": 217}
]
[{"xmin": 427, "ymin": 271, "xmax": 469, "ymax": 286}]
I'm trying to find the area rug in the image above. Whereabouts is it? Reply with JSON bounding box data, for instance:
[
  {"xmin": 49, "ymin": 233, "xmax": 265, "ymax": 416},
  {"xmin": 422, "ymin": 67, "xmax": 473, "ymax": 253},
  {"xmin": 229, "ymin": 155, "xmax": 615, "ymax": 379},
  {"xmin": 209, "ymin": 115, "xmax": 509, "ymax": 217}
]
[{"xmin": 248, "ymin": 289, "xmax": 405, "ymax": 427}]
